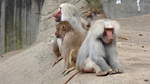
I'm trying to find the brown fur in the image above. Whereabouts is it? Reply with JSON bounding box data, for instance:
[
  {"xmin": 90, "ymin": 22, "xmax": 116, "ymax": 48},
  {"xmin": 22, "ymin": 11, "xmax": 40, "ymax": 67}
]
[
  {"xmin": 55, "ymin": 21, "xmax": 86, "ymax": 70},
  {"xmin": 55, "ymin": 21, "xmax": 72, "ymax": 39}
]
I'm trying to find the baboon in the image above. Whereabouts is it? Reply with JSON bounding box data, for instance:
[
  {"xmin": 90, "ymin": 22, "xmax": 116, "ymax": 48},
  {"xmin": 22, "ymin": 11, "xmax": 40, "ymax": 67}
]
[
  {"xmin": 52, "ymin": 3, "xmax": 87, "ymax": 54},
  {"xmin": 52, "ymin": 3, "xmax": 87, "ymax": 67},
  {"xmin": 55, "ymin": 21, "xmax": 86, "ymax": 74},
  {"xmin": 53, "ymin": 3, "xmax": 87, "ymax": 33},
  {"xmin": 76, "ymin": 19, "xmax": 123, "ymax": 76}
]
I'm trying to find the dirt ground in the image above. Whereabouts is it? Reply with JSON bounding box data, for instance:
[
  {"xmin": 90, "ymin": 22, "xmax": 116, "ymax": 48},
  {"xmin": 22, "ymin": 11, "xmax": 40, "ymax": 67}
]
[{"xmin": 0, "ymin": 1, "xmax": 150, "ymax": 84}]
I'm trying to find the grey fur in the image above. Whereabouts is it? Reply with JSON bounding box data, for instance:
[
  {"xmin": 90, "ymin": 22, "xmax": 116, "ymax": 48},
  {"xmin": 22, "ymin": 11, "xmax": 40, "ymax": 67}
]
[{"xmin": 76, "ymin": 19, "xmax": 122, "ymax": 73}]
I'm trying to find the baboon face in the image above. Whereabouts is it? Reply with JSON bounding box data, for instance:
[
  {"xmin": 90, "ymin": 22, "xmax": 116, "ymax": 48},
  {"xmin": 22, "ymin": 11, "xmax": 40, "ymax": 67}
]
[
  {"xmin": 53, "ymin": 8, "xmax": 61, "ymax": 22},
  {"xmin": 101, "ymin": 28, "xmax": 114, "ymax": 44},
  {"xmin": 55, "ymin": 21, "xmax": 72, "ymax": 39}
]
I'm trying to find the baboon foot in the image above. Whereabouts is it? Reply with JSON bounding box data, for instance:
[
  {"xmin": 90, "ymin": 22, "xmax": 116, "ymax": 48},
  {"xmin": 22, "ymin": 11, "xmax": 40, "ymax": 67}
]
[
  {"xmin": 96, "ymin": 69, "xmax": 112, "ymax": 76},
  {"xmin": 110, "ymin": 68, "xmax": 123, "ymax": 74},
  {"xmin": 96, "ymin": 71, "xmax": 109, "ymax": 76}
]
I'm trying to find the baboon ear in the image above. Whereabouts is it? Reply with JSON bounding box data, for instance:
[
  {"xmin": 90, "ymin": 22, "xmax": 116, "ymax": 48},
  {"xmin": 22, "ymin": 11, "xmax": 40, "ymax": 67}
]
[
  {"xmin": 62, "ymin": 25, "xmax": 65, "ymax": 28},
  {"xmin": 62, "ymin": 25, "xmax": 65, "ymax": 29},
  {"xmin": 62, "ymin": 25, "xmax": 66, "ymax": 31}
]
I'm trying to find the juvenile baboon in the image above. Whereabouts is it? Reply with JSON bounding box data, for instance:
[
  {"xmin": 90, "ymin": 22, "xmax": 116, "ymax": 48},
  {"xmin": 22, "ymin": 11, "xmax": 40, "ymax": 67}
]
[
  {"xmin": 76, "ymin": 19, "xmax": 123, "ymax": 76},
  {"xmin": 55, "ymin": 21, "xmax": 86, "ymax": 74}
]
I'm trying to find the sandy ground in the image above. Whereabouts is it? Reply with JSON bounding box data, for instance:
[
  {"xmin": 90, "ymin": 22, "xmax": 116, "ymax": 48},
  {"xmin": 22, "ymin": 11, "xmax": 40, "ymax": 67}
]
[{"xmin": 0, "ymin": 0, "xmax": 150, "ymax": 84}]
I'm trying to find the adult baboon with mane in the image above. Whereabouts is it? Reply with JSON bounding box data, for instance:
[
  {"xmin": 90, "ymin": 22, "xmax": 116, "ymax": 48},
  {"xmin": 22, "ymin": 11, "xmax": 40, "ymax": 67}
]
[{"xmin": 76, "ymin": 19, "xmax": 123, "ymax": 76}]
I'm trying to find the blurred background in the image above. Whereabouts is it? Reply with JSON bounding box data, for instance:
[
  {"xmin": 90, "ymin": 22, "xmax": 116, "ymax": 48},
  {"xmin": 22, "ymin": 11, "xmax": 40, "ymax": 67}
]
[{"xmin": 1, "ymin": 0, "xmax": 150, "ymax": 55}]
